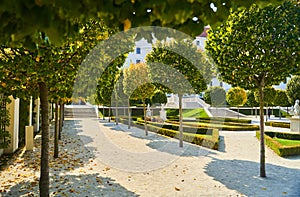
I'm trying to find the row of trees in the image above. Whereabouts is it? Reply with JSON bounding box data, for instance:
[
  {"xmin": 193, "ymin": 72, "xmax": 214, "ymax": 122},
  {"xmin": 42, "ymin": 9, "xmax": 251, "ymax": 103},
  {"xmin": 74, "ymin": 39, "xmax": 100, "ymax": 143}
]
[
  {"xmin": 0, "ymin": 0, "xmax": 296, "ymax": 195},
  {"xmin": 204, "ymin": 78, "xmax": 300, "ymax": 112},
  {"xmin": 0, "ymin": 19, "xmax": 119, "ymax": 196},
  {"xmin": 95, "ymin": 38, "xmax": 213, "ymax": 146}
]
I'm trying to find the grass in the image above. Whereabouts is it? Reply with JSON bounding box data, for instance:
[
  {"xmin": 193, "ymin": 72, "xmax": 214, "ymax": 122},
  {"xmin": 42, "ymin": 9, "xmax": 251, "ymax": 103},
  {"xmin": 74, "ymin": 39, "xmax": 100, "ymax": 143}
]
[
  {"xmin": 273, "ymin": 138, "xmax": 300, "ymax": 146},
  {"xmin": 182, "ymin": 108, "xmax": 209, "ymax": 118}
]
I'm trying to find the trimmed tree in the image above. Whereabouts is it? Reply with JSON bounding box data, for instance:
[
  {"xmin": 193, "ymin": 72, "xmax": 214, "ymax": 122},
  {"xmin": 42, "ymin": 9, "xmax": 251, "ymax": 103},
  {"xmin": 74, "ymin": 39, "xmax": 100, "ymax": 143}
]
[
  {"xmin": 205, "ymin": 1, "xmax": 300, "ymax": 177},
  {"xmin": 286, "ymin": 76, "xmax": 300, "ymax": 106},
  {"xmin": 274, "ymin": 90, "xmax": 290, "ymax": 119},
  {"xmin": 151, "ymin": 91, "xmax": 168, "ymax": 106},
  {"xmin": 123, "ymin": 63, "xmax": 155, "ymax": 135},
  {"xmin": 226, "ymin": 87, "xmax": 247, "ymax": 118},
  {"xmin": 204, "ymin": 86, "xmax": 226, "ymax": 107},
  {"xmin": 146, "ymin": 39, "xmax": 212, "ymax": 147}
]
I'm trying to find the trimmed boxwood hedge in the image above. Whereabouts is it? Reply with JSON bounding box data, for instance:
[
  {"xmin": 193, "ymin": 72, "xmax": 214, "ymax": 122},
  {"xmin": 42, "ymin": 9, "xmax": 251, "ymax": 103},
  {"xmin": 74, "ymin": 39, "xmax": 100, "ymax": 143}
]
[
  {"xmin": 118, "ymin": 118, "xmax": 219, "ymax": 150},
  {"xmin": 265, "ymin": 121, "xmax": 290, "ymax": 129},
  {"xmin": 256, "ymin": 131, "xmax": 300, "ymax": 157},
  {"xmin": 264, "ymin": 131, "xmax": 300, "ymax": 140},
  {"xmin": 165, "ymin": 120, "xmax": 259, "ymax": 131},
  {"xmin": 196, "ymin": 117, "xmax": 251, "ymax": 124}
]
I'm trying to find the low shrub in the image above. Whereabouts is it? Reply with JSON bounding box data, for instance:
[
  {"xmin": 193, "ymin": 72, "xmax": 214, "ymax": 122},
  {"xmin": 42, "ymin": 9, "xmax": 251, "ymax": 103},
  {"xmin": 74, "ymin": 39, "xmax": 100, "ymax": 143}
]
[
  {"xmin": 130, "ymin": 119, "xmax": 219, "ymax": 150},
  {"xmin": 265, "ymin": 121, "xmax": 290, "ymax": 128},
  {"xmin": 264, "ymin": 131, "xmax": 300, "ymax": 140},
  {"xmin": 166, "ymin": 120, "xmax": 259, "ymax": 131},
  {"xmin": 256, "ymin": 131, "xmax": 300, "ymax": 157},
  {"xmin": 196, "ymin": 117, "xmax": 251, "ymax": 124}
]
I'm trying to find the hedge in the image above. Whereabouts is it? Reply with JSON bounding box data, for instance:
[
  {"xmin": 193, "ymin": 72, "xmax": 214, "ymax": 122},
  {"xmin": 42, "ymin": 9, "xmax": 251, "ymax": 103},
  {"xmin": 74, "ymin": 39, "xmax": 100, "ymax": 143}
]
[
  {"xmin": 166, "ymin": 120, "xmax": 259, "ymax": 131},
  {"xmin": 119, "ymin": 118, "xmax": 219, "ymax": 150},
  {"xmin": 264, "ymin": 131, "xmax": 300, "ymax": 140},
  {"xmin": 256, "ymin": 131, "xmax": 300, "ymax": 157},
  {"xmin": 196, "ymin": 117, "xmax": 251, "ymax": 124},
  {"xmin": 265, "ymin": 121, "xmax": 290, "ymax": 129}
]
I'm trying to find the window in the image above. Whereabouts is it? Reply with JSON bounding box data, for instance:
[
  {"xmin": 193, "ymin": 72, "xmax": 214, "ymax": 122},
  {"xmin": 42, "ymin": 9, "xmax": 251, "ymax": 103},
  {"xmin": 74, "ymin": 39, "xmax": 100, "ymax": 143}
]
[
  {"xmin": 196, "ymin": 41, "xmax": 200, "ymax": 46},
  {"xmin": 220, "ymin": 82, "xmax": 223, "ymax": 87},
  {"xmin": 136, "ymin": 59, "xmax": 141, "ymax": 63},
  {"xmin": 136, "ymin": 47, "xmax": 141, "ymax": 54}
]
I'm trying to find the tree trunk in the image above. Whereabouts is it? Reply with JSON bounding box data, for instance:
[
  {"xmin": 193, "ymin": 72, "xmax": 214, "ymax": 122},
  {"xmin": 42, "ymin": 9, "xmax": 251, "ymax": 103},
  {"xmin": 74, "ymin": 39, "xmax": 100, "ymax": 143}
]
[
  {"xmin": 127, "ymin": 100, "xmax": 131, "ymax": 129},
  {"xmin": 279, "ymin": 106, "xmax": 281, "ymax": 120},
  {"xmin": 54, "ymin": 102, "xmax": 59, "ymax": 158},
  {"xmin": 102, "ymin": 106, "xmax": 105, "ymax": 120},
  {"xmin": 115, "ymin": 103, "xmax": 119, "ymax": 125},
  {"xmin": 108, "ymin": 106, "xmax": 111, "ymax": 122},
  {"xmin": 58, "ymin": 102, "xmax": 63, "ymax": 140},
  {"xmin": 259, "ymin": 84, "xmax": 266, "ymax": 177},
  {"xmin": 143, "ymin": 99, "xmax": 148, "ymax": 136},
  {"xmin": 179, "ymin": 94, "xmax": 183, "ymax": 148},
  {"xmin": 39, "ymin": 82, "xmax": 50, "ymax": 196}
]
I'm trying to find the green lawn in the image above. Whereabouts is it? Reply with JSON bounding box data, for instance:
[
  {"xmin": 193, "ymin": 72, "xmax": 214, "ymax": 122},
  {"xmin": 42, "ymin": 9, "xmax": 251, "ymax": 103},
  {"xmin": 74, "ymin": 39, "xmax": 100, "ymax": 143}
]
[
  {"xmin": 182, "ymin": 108, "xmax": 209, "ymax": 118},
  {"xmin": 274, "ymin": 138, "xmax": 300, "ymax": 146}
]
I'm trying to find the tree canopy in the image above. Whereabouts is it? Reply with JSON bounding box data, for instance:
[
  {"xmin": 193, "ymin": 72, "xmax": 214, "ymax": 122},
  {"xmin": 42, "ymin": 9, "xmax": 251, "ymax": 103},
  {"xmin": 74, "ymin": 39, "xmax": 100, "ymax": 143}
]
[
  {"xmin": 286, "ymin": 76, "xmax": 300, "ymax": 105},
  {"xmin": 204, "ymin": 86, "xmax": 226, "ymax": 107},
  {"xmin": 0, "ymin": 0, "xmax": 285, "ymax": 47},
  {"xmin": 205, "ymin": 1, "xmax": 300, "ymax": 178},
  {"xmin": 226, "ymin": 87, "xmax": 247, "ymax": 107}
]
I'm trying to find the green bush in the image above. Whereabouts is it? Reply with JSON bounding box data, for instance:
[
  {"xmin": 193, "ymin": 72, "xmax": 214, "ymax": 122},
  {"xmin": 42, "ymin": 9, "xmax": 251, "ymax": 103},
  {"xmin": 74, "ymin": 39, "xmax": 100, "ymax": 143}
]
[
  {"xmin": 256, "ymin": 131, "xmax": 300, "ymax": 157},
  {"xmin": 265, "ymin": 121, "xmax": 290, "ymax": 128},
  {"xmin": 265, "ymin": 131, "xmax": 300, "ymax": 140},
  {"xmin": 196, "ymin": 117, "xmax": 251, "ymax": 124},
  {"xmin": 166, "ymin": 119, "xmax": 258, "ymax": 131},
  {"xmin": 123, "ymin": 118, "xmax": 219, "ymax": 150}
]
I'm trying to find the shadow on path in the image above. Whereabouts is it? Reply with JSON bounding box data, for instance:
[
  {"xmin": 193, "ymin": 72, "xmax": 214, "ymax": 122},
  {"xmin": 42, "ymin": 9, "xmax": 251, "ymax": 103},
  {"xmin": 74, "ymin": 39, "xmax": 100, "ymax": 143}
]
[
  {"xmin": 204, "ymin": 158, "xmax": 300, "ymax": 197},
  {"xmin": 2, "ymin": 173, "xmax": 139, "ymax": 196},
  {"xmin": 102, "ymin": 121, "xmax": 217, "ymax": 158}
]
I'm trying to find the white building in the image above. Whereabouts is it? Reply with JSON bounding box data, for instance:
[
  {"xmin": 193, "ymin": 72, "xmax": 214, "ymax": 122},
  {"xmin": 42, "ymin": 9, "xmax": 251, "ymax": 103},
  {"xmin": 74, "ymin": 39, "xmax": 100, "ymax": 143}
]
[{"xmin": 123, "ymin": 38, "xmax": 152, "ymax": 68}]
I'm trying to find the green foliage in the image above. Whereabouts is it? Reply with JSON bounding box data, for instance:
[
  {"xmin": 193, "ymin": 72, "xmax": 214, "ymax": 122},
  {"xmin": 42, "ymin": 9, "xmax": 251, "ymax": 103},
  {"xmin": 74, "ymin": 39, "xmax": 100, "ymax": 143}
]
[
  {"xmin": 123, "ymin": 63, "xmax": 155, "ymax": 101},
  {"xmin": 286, "ymin": 76, "xmax": 300, "ymax": 105},
  {"xmin": 151, "ymin": 91, "xmax": 167, "ymax": 105},
  {"xmin": 274, "ymin": 90, "xmax": 290, "ymax": 107},
  {"xmin": 134, "ymin": 120, "xmax": 219, "ymax": 150},
  {"xmin": 226, "ymin": 87, "xmax": 247, "ymax": 107},
  {"xmin": 264, "ymin": 131, "xmax": 300, "ymax": 140},
  {"xmin": 0, "ymin": 0, "xmax": 284, "ymax": 47},
  {"xmin": 256, "ymin": 131, "xmax": 300, "ymax": 157},
  {"xmin": 147, "ymin": 39, "xmax": 212, "ymax": 95},
  {"xmin": 0, "ymin": 96, "xmax": 10, "ymax": 149},
  {"xmin": 265, "ymin": 121, "xmax": 290, "ymax": 128},
  {"xmin": 167, "ymin": 119, "xmax": 259, "ymax": 131},
  {"xmin": 254, "ymin": 86, "xmax": 276, "ymax": 106},
  {"xmin": 206, "ymin": 1, "xmax": 300, "ymax": 91},
  {"xmin": 245, "ymin": 91, "xmax": 259, "ymax": 107},
  {"xmin": 204, "ymin": 86, "xmax": 226, "ymax": 107}
]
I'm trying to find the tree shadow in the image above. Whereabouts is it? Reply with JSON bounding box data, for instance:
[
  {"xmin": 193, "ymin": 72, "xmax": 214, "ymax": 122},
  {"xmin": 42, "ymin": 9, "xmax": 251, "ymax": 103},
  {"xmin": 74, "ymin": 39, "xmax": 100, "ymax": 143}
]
[
  {"xmin": 204, "ymin": 158, "xmax": 300, "ymax": 197},
  {"xmin": 218, "ymin": 136, "xmax": 226, "ymax": 153},
  {"xmin": 1, "ymin": 173, "xmax": 139, "ymax": 196},
  {"xmin": 101, "ymin": 121, "xmax": 217, "ymax": 157}
]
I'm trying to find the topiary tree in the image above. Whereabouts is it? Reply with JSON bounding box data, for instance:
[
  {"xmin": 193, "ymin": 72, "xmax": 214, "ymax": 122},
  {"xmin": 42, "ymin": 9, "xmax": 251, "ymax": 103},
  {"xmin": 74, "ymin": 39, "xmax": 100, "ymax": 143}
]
[
  {"xmin": 226, "ymin": 87, "xmax": 247, "ymax": 118},
  {"xmin": 244, "ymin": 90, "xmax": 259, "ymax": 116},
  {"xmin": 146, "ymin": 39, "xmax": 212, "ymax": 147},
  {"xmin": 274, "ymin": 90, "xmax": 290, "ymax": 119},
  {"xmin": 286, "ymin": 76, "xmax": 300, "ymax": 106},
  {"xmin": 204, "ymin": 86, "xmax": 226, "ymax": 107},
  {"xmin": 151, "ymin": 91, "xmax": 167, "ymax": 106},
  {"xmin": 123, "ymin": 63, "xmax": 155, "ymax": 135},
  {"xmin": 254, "ymin": 86, "xmax": 276, "ymax": 119},
  {"xmin": 205, "ymin": 1, "xmax": 300, "ymax": 177}
]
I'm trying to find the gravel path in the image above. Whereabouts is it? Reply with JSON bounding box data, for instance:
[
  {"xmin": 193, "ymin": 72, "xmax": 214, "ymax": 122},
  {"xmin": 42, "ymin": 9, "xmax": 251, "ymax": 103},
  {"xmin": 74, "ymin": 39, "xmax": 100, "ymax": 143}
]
[{"xmin": 1, "ymin": 117, "xmax": 300, "ymax": 196}]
